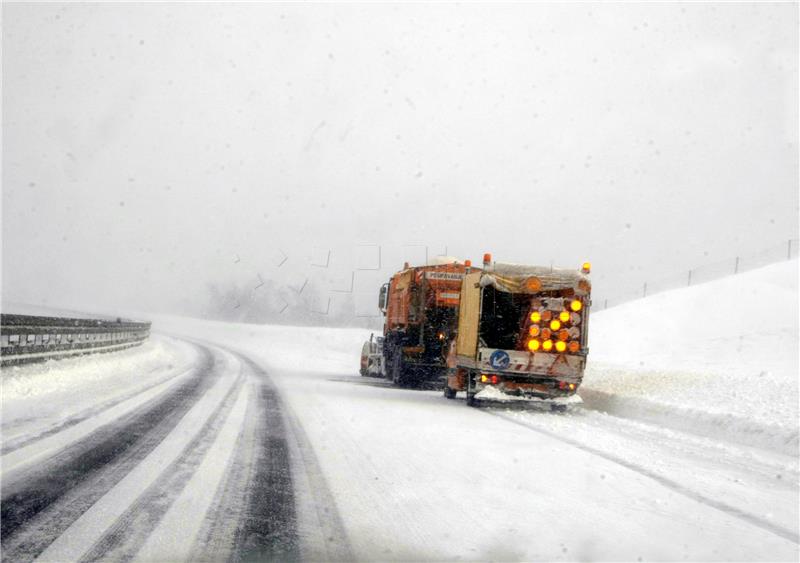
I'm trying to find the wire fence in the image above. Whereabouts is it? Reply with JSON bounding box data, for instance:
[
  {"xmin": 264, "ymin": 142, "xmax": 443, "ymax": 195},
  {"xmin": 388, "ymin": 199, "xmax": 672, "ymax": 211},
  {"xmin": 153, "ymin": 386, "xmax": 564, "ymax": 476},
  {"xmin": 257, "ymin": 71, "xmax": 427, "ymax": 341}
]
[{"xmin": 593, "ymin": 238, "xmax": 798, "ymax": 311}]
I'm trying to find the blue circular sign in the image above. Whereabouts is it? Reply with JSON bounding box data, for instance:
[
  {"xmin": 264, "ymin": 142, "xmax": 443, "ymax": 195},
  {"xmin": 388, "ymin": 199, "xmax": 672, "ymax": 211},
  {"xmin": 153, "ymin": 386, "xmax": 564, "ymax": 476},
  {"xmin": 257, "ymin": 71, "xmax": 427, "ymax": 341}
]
[{"xmin": 489, "ymin": 350, "xmax": 510, "ymax": 370}]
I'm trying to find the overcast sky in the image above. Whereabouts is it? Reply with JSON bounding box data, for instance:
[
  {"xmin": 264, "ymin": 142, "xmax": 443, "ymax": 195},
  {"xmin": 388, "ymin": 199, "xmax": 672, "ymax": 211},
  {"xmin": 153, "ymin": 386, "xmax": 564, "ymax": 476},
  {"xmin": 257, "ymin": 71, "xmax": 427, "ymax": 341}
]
[{"xmin": 2, "ymin": 2, "xmax": 798, "ymax": 320}]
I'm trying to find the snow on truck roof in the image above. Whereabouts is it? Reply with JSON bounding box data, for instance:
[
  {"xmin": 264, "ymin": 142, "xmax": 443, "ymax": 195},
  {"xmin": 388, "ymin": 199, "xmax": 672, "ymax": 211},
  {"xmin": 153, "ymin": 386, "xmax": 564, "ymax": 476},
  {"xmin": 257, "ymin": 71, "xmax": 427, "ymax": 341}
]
[
  {"xmin": 427, "ymin": 256, "xmax": 465, "ymax": 266},
  {"xmin": 480, "ymin": 262, "xmax": 590, "ymax": 294}
]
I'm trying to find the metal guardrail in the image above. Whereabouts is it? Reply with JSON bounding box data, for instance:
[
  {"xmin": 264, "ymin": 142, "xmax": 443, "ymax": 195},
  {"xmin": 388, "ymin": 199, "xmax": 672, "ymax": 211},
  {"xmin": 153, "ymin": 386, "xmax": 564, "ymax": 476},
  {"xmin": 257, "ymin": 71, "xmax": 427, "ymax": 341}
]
[{"xmin": 0, "ymin": 314, "xmax": 151, "ymax": 366}]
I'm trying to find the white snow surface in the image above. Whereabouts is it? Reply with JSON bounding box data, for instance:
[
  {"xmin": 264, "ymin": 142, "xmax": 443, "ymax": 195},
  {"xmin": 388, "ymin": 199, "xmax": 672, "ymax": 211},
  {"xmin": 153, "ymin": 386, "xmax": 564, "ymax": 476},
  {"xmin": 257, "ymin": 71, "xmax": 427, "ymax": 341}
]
[{"xmin": 585, "ymin": 259, "xmax": 799, "ymax": 455}]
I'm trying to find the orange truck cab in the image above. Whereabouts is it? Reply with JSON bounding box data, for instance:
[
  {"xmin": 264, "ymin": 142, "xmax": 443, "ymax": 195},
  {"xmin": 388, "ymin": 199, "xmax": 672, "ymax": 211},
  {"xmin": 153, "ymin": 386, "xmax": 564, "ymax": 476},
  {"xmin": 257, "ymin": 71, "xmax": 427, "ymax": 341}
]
[
  {"xmin": 378, "ymin": 258, "xmax": 468, "ymax": 387},
  {"xmin": 444, "ymin": 255, "xmax": 592, "ymax": 410}
]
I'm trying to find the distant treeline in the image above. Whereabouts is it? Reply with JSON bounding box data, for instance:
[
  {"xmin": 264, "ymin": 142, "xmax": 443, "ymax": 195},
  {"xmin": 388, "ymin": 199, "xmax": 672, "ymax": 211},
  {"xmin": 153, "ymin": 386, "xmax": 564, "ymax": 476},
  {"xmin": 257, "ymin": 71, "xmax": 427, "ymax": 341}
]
[{"xmin": 204, "ymin": 278, "xmax": 378, "ymax": 329}]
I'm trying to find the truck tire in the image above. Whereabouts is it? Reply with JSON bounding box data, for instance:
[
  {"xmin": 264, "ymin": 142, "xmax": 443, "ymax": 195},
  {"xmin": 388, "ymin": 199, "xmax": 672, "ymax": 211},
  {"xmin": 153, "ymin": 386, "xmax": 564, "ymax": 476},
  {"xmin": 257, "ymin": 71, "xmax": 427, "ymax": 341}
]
[
  {"xmin": 390, "ymin": 349, "xmax": 408, "ymax": 387},
  {"xmin": 550, "ymin": 403, "xmax": 567, "ymax": 413},
  {"xmin": 443, "ymin": 386, "xmax": 457, "ymax": 399},
  {"xmin": 466, "ymin": 393, "xmax": 478, "ymax": 407}
]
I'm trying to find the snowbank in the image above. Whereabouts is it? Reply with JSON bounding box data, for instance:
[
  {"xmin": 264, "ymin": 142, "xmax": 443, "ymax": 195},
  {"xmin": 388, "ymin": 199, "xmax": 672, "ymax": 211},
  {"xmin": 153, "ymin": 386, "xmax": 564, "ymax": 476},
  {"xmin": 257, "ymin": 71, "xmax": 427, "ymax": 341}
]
[
  {"xmin": 584, "ymin": 259, "xmax": 798, "ymax": 454},
  {"xmin": 1, "ymin": 334, "xmax": 198, "ymax": 443}
]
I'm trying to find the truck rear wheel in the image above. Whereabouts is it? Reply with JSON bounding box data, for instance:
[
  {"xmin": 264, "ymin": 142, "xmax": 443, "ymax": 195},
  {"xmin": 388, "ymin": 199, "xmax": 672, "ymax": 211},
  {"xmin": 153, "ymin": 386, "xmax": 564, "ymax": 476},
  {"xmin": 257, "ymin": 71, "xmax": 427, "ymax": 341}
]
[
  {"xmin": 443, "ymin": 386, "xmax": 457, "ymax": 399},
  {"xmin": 466, "ymin": 393, "xmax": 478, "ymax": 407}
]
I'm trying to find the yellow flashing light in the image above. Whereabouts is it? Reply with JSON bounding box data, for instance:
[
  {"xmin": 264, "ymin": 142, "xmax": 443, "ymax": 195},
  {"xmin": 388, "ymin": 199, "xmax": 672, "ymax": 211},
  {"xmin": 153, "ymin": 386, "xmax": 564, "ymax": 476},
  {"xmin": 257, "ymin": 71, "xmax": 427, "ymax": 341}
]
[
  {"xmin": 570, "ymin": 299, "xmax": 583, "ymax": 312},
  {"xmin": 526, "ymin": 277, "xmax": 542, "ymax": 291}
]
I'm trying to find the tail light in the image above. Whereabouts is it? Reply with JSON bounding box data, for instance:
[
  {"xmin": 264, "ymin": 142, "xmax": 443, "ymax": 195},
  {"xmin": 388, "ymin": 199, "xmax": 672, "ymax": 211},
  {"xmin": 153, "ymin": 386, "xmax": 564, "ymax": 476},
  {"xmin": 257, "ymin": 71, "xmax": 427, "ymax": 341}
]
[{"xmin": 480, "ymin": 374, "xmax": 500, "ymax": 384}]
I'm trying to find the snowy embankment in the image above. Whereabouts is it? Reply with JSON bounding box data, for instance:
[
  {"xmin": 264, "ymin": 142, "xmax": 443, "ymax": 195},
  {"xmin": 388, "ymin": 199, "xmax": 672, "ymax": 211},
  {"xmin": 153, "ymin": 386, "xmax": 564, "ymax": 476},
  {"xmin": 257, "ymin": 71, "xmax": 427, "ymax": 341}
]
[
  {"xmin": 584, "ymin": 259, "xmax": 799, "ymax": 455},
  {"xmin": 1, "ymin": 334, "xmax": 199, "ymax": 449}
]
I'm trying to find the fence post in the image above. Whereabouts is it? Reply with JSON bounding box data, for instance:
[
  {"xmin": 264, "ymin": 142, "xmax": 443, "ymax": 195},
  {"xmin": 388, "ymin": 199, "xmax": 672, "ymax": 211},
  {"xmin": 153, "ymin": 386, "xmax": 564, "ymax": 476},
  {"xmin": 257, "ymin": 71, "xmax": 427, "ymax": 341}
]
[
  {"xmin": 643, "ymin": 282, "xmax": 647, "ymax": 298},
  {"xmin": 734, "ymin": 256, "xmax": 739, "ymax": 274},
  {"xmin": 604, "ymin": 298, "xmax": 608, "ymax": 310},
  {"xmin": 789, "ymin": 239, "xmax": 793, "ymax": 260},
  {"xmin": 687, "ymin": 270, "xmax": 692, "ymax": 286}
]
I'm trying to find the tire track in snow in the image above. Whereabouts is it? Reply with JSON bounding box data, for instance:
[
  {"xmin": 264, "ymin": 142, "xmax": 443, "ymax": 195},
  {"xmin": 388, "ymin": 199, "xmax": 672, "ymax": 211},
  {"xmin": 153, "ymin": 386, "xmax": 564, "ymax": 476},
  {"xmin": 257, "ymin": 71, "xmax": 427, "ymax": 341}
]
[
  {"xmin": 1, "ymin": 339, "xmax": 348, "ymax": 562},
  {"xmin": 79, "ymin": 371, "xmax": 248, "ymax": 562},
  {"xmin": 0, "ymin": 345, "xmax": 217, "ymax": 560},
  {"xmin": 231, "ymin": 356, "xmax": 300, "ymax": 562},
  {"xmin": 31, "ymin": 348, "xmax": 242, "ymax": 563},
  {"xmin": 238, "ymin": 356, "xmax": 354, "ymax": 562},
  {"xmin": 487, "ymin": 410, "xmax": 800, "ymax": 545}
]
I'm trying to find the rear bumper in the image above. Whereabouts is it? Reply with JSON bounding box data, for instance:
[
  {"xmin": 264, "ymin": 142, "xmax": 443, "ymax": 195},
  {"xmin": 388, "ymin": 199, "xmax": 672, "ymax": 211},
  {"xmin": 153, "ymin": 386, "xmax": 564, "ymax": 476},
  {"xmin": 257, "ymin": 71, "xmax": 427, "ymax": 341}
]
[
  {"xmin": 483, "ymin": 381, "xmax": 578, "ymax": 400},
  {"xmin": 469, "ymin": 370, "xmax": 581, "ymax": 399},
  {"xmin": 474, "ymin": 384, "xmax": 584, "ymax": 405}
]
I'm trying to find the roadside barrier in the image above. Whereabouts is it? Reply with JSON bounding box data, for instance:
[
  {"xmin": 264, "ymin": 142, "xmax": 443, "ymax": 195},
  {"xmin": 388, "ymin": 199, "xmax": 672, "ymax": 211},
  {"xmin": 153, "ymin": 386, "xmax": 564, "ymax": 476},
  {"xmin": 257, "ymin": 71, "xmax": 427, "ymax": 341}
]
[{"xmin": 0, "ymin": 314, "xmax": 151, "ymax": 366}]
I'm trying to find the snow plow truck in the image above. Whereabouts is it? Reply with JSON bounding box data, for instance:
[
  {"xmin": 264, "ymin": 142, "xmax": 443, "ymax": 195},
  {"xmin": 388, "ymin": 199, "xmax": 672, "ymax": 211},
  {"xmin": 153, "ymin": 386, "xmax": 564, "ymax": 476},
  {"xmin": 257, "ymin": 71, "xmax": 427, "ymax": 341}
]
[
  {"xmin": 444, "ymin": 254, "xmax": 592, "ymax": 409},
  {"xmin": 377, "ymin": 257, "xmax": 469, "ymax": 387}
]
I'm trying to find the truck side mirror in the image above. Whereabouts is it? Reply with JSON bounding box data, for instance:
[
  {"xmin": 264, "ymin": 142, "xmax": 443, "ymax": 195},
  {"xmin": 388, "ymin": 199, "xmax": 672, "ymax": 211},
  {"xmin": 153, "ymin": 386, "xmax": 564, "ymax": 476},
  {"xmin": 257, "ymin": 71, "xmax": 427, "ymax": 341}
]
[{"xmin": 378, "ymin": 283, "xmax": 389, "ymax": 313}]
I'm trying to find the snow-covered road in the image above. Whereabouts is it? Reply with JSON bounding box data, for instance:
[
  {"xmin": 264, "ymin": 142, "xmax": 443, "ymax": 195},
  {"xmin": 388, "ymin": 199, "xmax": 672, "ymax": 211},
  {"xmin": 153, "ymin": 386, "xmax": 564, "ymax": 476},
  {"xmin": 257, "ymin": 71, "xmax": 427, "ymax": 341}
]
[
  {"xmin": 1, "ymin": 331, "xmax": 797, "ymax": 561},
  {"xmin": 1, "ymin": 337, "xmax": 349, "ymax": 562},
  {"xmin": 1, "ymin": 262, "xmax": 797, "ymax": 561}
]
